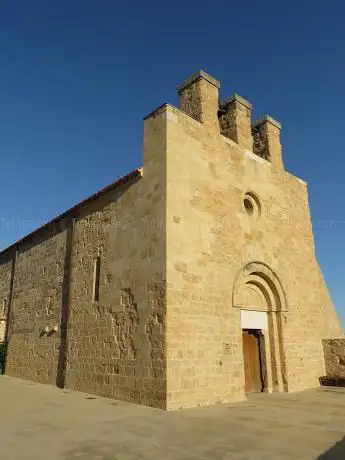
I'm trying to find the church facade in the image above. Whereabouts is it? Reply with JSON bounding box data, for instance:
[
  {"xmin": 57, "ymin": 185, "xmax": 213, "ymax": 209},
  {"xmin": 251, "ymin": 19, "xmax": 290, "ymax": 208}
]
[{"xmin": 0, "ymin": 70, "xmax": 342, "ymax": 409}]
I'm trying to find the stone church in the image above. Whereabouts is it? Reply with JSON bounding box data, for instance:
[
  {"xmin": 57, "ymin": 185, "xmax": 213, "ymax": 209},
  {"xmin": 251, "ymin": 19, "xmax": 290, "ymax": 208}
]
[{"xmin": 0, "ymin": 70, "xmax": 342, "ymax": 409}]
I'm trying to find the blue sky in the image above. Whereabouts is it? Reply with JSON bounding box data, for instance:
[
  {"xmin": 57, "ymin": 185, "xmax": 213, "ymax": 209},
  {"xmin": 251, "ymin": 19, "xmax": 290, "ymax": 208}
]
[{"xmin": 0, "ymin": 1, "xmax": 344, "ymax": 323}]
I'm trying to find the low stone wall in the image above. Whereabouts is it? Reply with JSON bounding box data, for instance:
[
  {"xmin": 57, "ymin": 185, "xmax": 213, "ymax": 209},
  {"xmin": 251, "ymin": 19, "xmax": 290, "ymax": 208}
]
[{"xmin": 322, "ymin": 339, "xmax": 345, "ymax": 378}]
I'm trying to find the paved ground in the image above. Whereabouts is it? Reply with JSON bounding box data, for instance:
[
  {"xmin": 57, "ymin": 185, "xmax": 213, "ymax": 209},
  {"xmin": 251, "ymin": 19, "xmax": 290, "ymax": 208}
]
[{"xmin": 1, "ymin": 376, "xmax": 345, "ymax": 459}]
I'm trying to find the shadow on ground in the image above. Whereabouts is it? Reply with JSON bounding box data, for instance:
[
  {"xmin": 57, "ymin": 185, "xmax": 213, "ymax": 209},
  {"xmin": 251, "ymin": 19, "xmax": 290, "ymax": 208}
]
[
  {"xmin": 63, "ymin": 441, "xmax": 118, "ymax": 460},
  {"xmin": 317, "ymin": 436, "xmax": 345, "ymax": 459}
]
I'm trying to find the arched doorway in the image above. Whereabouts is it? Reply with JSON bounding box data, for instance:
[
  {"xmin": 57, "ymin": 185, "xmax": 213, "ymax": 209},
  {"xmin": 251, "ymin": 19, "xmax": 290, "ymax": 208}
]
[{"xmin": 233, "ymin": 262, "xmax": 288, "ymax": 394}]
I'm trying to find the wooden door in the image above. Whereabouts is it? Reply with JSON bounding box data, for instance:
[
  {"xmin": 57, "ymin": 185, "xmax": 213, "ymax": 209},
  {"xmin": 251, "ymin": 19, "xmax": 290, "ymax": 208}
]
[{"xmin": 242, "ymin": 330, "xmax": 263, "ymax": 393}]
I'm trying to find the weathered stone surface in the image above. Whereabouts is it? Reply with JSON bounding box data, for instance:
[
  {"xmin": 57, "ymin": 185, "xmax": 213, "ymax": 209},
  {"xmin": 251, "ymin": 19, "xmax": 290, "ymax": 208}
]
[
  {"xmin": 164, "ymin": 70, "xmax": 342, "ymax": 409},
  {"xmin": 0, "ymin": 168, "xmax": 167, "ymax": 408},
  {"xmin": 322, "ymin": 339, "xmax": 345, "ymax": 378},
  {"xmin": 0, "ymin": 69, "xmax": 342, "ymax": 410},
  {"xmin": 219, "ymin": 94, "xmax": 253, "ymax": 150},
  {"xmin": 3, "ymin": 222, "xmax": 68, "ymax": 384},
  {"xmin": 0, "ymin": 254, "xmax": 12, "ymax": 340}
]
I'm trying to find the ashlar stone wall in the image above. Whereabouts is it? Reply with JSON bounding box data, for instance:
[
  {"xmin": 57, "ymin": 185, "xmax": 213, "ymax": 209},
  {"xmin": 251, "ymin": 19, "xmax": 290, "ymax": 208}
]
[
  {"xmin": 5, "ymin": 222, "xmax": 68, "ymax": 384},
  {"xmin": 0, "ymin": 69, "xmax": 342, "ymax": 411},
  {"xmin": 0, "ymin": 103, "xmax": 168, "ymax": 408},
  {"xmin": 322, "ymin": 339, "xmax": 345, "ymax": 378},
  {"xmin": 0, "ymin": 253, "xmax": 14, "ymax": 342},
  {"xmin": 159, "ymin": 71, "xmax": 342, "ymax": 410},
  {"xmin": 65, "ymin": 162, "xmax": 167, "ymax": 407}
]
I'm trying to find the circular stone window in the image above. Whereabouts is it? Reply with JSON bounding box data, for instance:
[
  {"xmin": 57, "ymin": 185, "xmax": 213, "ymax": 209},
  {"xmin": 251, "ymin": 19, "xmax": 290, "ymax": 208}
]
[{"xmin": 243, "ymin": 192, "xmax": 261, "ymax": 219}]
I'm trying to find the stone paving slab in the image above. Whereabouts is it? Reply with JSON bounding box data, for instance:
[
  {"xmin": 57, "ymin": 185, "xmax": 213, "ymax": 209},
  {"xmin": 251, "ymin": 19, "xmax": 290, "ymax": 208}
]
[{"xmin": 1, "ymin": 376, "xmax": 345, "ymax": 459}]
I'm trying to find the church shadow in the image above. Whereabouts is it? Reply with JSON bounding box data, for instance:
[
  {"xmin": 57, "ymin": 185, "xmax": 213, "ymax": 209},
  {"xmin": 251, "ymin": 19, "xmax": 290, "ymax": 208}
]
[
  {"xmin": 317, "ymin": 436, "xmax": 345, "ymax": 459},
  {"xmin": 0, "ymin": 340, "xmax": 7, "ymax": 374},
  {"xmin": 56, "ymin": 219, "xmax": 74, "ymax": 389}
]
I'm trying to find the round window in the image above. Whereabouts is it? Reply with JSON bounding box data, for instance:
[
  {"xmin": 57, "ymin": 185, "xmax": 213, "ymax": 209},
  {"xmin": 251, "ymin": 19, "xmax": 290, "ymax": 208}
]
[
  {"xmin": 243, "ymin": 192, "xmax": 261, "ymax": 219},
  {"xmin": 244, "ymin": 197, "xmax": 254, "ymax": 215}
]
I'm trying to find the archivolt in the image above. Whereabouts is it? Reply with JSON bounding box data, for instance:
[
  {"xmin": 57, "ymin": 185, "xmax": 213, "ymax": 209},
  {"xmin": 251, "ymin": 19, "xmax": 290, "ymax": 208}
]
[{"xmin": 232, "ymin": 261, "xmax": 287, "ymax": 312}]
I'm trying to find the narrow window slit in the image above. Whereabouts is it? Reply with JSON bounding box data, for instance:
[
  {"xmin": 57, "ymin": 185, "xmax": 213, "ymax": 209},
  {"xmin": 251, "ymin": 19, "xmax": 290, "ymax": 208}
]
[{"xmin": 93, "ymin": 257, "xmax": 101, "ymax": 301}]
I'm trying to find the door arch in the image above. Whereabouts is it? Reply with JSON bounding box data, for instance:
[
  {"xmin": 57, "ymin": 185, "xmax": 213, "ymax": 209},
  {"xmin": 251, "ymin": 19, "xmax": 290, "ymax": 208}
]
[{"xmin": 233, "ymin": 262, "xmax": 288, "ymax": 392}]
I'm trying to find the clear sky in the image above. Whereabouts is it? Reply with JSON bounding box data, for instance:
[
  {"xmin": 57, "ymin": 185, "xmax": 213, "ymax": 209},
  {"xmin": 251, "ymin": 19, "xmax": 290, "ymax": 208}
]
[{"xmin": 0, "ymin": 1, "xmax": 344, "ymax": 323}]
